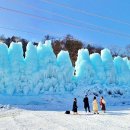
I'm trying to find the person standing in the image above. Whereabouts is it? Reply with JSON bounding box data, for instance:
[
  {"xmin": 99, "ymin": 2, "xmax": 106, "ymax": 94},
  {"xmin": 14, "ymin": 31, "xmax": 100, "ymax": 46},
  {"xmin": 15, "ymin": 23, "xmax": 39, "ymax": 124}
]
[
  {"xmin": 93, "ymin": 96, "xmax": 99, "ymax": 114},
  {"xmin": 72, "ymin": 98, "xmax": 78, "ymax": 114},
  {"xmin": 100, "ymin": 96, "xmax": 106, "ymax": 113},
  {"xmin": 83, "ymin": 95, "xmax": 91, "ymax": 113}
]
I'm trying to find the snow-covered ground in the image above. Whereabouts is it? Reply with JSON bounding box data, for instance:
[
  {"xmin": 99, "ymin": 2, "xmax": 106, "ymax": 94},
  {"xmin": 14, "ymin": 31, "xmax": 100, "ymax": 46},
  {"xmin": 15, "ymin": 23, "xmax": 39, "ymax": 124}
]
[
  {"xmin": 0, "ymin": 94, "xmax": 130, "ymax": 130},
  {"xmin": 0, "ymin": 106, "xmax": 130, "ymax": 130}
]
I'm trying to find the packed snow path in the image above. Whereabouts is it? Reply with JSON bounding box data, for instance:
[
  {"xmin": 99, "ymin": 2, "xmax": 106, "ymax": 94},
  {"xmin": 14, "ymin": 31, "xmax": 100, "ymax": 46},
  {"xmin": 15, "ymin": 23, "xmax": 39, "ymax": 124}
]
[{"xmin": 0, "ymin": 107, "xmax": 130, "ymax": 130}]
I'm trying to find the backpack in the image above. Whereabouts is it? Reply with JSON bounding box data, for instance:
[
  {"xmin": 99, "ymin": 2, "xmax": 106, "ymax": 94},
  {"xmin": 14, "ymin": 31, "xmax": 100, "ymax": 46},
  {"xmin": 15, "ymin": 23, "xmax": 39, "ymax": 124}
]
[{"xmin": 65, "ymin": 110, "xmax": 70, "ymax": 114}]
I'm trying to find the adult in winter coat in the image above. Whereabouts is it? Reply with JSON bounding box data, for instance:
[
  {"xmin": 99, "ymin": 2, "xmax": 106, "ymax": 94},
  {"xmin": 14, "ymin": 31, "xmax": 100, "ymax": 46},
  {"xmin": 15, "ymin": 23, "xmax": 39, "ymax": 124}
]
[
  {"xmin": 83, "ymin": 95, "xmax": 91, "ymax": 112},
  {"xmin": 72, "ymin": 98, "xmax": 78, "ymax": 114},
  {"xmin": 100, "ymin": 96, "xmax": 106, "ymax": 113},
  {"xmin": 93, "ymin": 96, "xmax": 99, "ymax": 114}
]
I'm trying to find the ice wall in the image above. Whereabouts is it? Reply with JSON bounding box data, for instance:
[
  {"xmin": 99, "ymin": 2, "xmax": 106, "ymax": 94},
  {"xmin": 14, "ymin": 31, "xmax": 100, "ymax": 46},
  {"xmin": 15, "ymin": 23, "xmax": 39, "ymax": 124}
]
[
  {"xmin": 34, "ymin": 40, "xmax": 59, "ymax": 94},
  {"xmin": 114, "ymin": 56, "xmax": 130, "ymax": 85},
  {"xmin": 25, "ymin": 42, "xmax": 38, "ymax": 73},
  {"xmin": 0, "ymin": 41, "xmax": 130, "ymax": 96},
  {"xmin": 25, "ymin": 42, "xmax": 38, "ymax": 94},
  {"xmin": 90, "ymin": 53, "xmax": 106, "ymax": 84},
  {"xmin": 123, "ymin": 57, "xmax": 130, "ymax": 70},
  {"xmin": 101, "ymin": 49, "xmax": 115, "ymax": 84},
  {"xmin": 57, "ymin": 50, "xmax": 74, "ymax": 91},
  {"xmin": 8, "ymin": 42, "xmax": 25, "ymax": 95},
  {"xmin": 0, "ymin": 43, "xmax": 10, "ymax": 93},
  {"xmin": 75, "ymin": 49, "xmax": 95, "ymax": 85}
]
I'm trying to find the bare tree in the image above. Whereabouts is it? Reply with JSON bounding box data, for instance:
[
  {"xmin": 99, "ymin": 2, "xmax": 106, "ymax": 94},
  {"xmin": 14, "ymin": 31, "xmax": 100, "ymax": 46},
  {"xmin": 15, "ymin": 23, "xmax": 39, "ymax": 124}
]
[
  {"xmin": 0, "ymin": 34, "xmax": 6, "ymax": 43},
  {"xmin": 126, "ymin": 44, "xmax": 130, "ymax": 57},
  {"xmin": 109, "ymin": 45, "xmax": 121, "ymax": 57}
]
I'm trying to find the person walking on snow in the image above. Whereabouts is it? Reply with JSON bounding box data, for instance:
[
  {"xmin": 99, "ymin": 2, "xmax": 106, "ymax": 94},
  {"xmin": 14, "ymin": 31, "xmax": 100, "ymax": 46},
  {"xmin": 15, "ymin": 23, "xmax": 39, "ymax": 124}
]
[
  {"xmin": 100, "ymin": 96, "xmax": 106, "ymax": 113},
  {"xmin": 93, "ymin": 96, "xmax": 99, "ymax": 114},
  {"xmin": 83, "ymin": 95, "xmax": 91, "ymax": 113},
  {"xmin": 72, "ymin": 98, "xmax": 78, "ymax": 114}
]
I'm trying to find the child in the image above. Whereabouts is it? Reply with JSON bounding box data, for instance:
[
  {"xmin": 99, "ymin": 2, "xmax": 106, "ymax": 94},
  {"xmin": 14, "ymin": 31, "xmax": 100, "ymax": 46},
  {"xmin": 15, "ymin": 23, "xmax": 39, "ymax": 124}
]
[{"xmin": 93, "ymin": 96, "xmax": 99, "ymax": 114}]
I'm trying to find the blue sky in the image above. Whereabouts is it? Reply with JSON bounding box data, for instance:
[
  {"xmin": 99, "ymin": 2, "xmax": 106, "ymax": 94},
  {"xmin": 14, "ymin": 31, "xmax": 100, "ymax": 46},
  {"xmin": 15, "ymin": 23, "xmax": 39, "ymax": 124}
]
[{"xmin": 0, "ymin": 0, "xmax": 130, "ymax": 47}]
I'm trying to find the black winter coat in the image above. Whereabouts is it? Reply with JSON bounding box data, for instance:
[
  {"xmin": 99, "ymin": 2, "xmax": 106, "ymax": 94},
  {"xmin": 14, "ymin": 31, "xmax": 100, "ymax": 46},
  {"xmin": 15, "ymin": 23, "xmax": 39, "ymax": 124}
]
[
  {"xmin": 72, "ymin": 101, "xmax": 78, "ymax": 112},
  {"xmin": 83, "ymin": 97, "xmax": 90, "ymax": 108}
]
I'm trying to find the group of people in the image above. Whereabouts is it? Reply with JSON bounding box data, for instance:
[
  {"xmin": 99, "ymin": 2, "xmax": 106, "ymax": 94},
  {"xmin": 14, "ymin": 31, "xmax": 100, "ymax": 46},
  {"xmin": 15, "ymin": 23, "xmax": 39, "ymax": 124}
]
[{"xmin": 72, "ymin": 95, "xmax": 106, "ymax": 114}]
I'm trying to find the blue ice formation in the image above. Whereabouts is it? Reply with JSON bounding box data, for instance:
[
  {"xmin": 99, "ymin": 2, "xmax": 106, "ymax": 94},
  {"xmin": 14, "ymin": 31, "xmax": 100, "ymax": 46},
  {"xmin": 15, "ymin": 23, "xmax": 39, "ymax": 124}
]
[
  {"xmin": 25, "ymin": 42, "xmax": 38, "ymax": 94},
  {"xmin": 101, "ymin": 49, "xmax": 116, "ymax": 84},
  {"xmin": 90, "ymin": 53, "xmax": 106, "ymax": 84},
  {"xmin": 35, "ymin": 40, "xmax": 58, "ymax": 94},
  {"xmin": 0, "ymin": 43, "xmax": 9, "ymax": 94},
  {"xmin": 57, "ymin": 50, "xmax": 74, "ymax": 91},
  {"xmin": 123, "ymin": 57, "xmax": 130, "ymax": 70},
  {"xmin": 75, "ymin": 49, "xmax": 95, "ymax": 85},
  {"xmin": 114, "ymin": 56, "xmax": 130, "ymax": 85},
  {"xmin": 0, "ymin": 40, "xmax": 130, "ymax": 95},
  {"xmin": 8, "ymin": 42, "xmax": 25, "ymax": 95}
]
